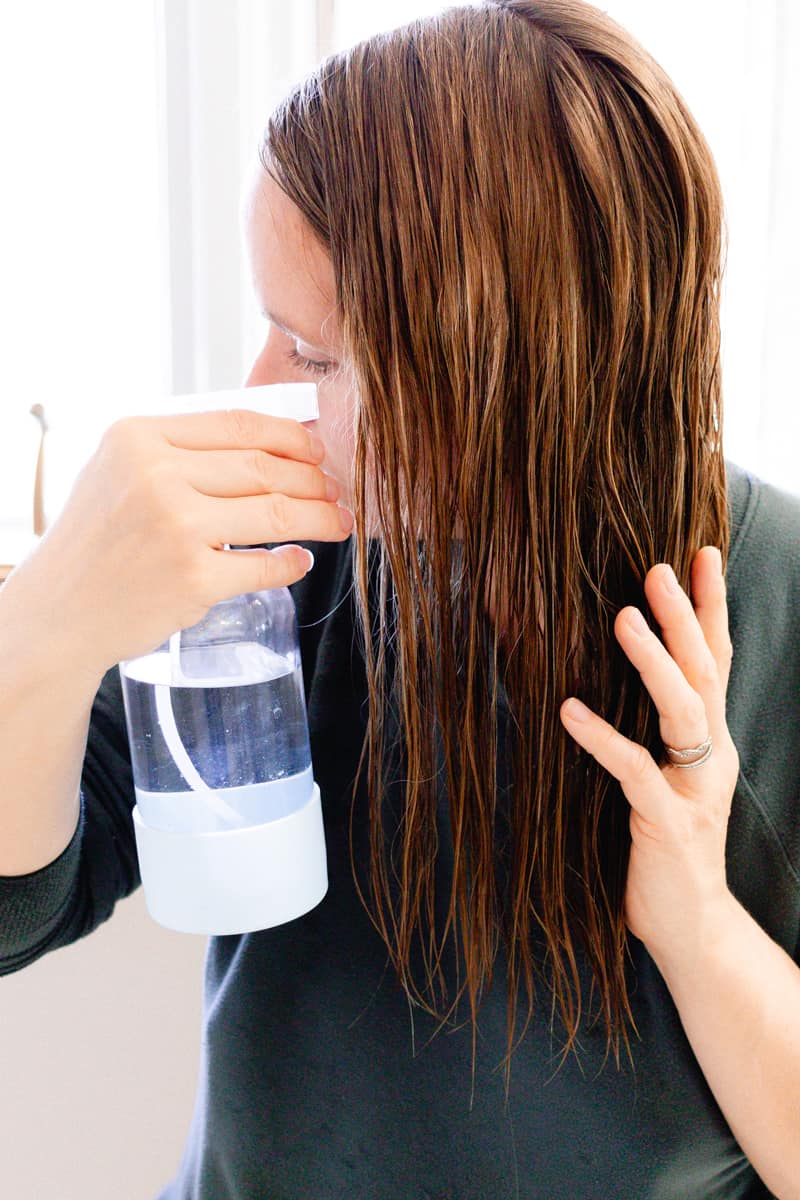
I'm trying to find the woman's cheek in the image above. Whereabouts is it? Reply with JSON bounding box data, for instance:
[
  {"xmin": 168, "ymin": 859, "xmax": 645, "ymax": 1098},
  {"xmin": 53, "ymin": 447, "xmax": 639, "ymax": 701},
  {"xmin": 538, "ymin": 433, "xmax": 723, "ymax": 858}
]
[
  {"xmin": 324, "ymin": 384, "xmax": 358, "ymax": 477},
  {"xmin": 318, "ymin": 378, "xmax": 383, "ymax": 536}
]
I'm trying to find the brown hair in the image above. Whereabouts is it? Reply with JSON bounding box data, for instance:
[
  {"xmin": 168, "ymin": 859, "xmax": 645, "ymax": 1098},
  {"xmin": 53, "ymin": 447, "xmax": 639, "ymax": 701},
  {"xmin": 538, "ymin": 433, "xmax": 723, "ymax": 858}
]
[{"xmin": 262, "ymin": 0, "xmax": 728, "ymax": 1098}]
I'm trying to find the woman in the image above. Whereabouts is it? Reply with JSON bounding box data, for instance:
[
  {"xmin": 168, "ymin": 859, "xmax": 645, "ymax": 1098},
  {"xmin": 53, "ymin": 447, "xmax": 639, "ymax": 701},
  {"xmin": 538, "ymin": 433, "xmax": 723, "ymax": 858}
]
[{"xmin": 1, "ymin": 2, "xmax": 798, "ymax": 1197}]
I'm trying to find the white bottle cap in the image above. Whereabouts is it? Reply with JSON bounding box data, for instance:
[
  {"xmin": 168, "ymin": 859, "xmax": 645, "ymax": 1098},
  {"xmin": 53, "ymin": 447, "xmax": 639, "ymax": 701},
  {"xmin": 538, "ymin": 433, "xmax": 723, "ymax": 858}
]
[{"xmin": 169, "ymin": 383, "xmax": 319, "ymax": 423}]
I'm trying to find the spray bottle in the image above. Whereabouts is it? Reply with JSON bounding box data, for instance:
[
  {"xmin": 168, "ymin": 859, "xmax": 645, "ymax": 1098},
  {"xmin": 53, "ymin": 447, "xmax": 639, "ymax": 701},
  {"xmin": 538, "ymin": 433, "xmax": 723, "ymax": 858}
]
[{"xmin": 119, "ymin": 383, "xmax": 327, "ymax": 935}]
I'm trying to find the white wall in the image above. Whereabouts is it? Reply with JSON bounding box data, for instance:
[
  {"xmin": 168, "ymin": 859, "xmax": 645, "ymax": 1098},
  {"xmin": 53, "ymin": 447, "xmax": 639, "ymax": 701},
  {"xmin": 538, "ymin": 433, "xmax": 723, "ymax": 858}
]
[{"xmin": 0, "ymin": 889, "xmax": 206, "ymax": 1199}]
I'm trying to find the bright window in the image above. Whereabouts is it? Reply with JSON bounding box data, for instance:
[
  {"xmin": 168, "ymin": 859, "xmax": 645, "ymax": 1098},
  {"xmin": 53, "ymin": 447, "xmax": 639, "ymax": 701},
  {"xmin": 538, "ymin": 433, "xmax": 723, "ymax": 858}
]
[{"xmin": 0, "ymin": 1, "xmax": 165, "ymax": 544}]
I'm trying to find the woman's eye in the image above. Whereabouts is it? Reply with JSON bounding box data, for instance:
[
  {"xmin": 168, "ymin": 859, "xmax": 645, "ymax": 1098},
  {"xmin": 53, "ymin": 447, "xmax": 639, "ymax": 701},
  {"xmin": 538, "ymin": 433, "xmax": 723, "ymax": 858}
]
[{"xmin": 286, "ymin": 346, "xmax": 333, "ymax": 377}]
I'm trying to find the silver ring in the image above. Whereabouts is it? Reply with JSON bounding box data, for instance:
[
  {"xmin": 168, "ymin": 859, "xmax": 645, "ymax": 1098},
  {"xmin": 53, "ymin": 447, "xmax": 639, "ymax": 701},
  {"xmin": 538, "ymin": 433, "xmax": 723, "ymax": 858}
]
[{"xmin": 664, "ymin": 736, "xmax": 713, "ymax": 769}]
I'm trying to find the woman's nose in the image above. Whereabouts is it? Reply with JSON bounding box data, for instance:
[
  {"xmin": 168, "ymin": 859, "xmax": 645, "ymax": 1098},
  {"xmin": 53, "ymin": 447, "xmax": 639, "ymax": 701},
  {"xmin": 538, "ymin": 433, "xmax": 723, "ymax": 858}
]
[
  {"xmin": 243, "ymin": 336, "xmax": 288, "ymax": 388},
  {"xmin": 243, "ymin": 360, "xmax": 280, "ymax": 388},
  {"xmin": 243, "ymin": 350, "xmax": 322, "ymax": 442}
]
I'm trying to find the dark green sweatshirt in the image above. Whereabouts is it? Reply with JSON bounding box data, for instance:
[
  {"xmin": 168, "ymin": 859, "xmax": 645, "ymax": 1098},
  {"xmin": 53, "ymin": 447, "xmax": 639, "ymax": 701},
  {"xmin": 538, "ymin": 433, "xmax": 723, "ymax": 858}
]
[{"xmin": 1, "ymin": 460, "xmax": 798, "ymax": 1199}]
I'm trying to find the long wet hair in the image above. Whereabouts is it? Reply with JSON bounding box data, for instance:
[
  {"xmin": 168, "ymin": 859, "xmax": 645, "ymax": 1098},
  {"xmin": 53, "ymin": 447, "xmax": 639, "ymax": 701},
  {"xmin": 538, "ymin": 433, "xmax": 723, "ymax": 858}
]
[{"xmin": 262, "ymin": 0, "xmax": 728, "ymax": 1096}]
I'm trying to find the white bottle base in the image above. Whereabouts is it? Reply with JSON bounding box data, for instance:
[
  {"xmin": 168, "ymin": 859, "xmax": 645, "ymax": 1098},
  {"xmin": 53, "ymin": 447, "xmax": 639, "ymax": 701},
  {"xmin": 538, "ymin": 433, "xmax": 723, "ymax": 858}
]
[{"xmin": 132, "ymin": 781, "xmax": 328, "ymax": 935}]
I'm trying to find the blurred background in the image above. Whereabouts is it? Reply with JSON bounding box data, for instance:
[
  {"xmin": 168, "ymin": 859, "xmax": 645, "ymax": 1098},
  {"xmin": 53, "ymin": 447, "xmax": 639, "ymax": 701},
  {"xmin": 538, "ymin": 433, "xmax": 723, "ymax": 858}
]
[{"xmin": 0, "ymin": 2, "xmax": 797, "ymax": 1197}]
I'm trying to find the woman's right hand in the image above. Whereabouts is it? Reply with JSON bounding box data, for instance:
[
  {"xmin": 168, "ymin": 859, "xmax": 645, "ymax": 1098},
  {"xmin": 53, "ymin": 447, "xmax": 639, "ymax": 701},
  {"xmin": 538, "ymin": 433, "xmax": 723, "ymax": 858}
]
[{"xmin": 1, "ymin": 407, "xmax": 353, "ymax": 683}]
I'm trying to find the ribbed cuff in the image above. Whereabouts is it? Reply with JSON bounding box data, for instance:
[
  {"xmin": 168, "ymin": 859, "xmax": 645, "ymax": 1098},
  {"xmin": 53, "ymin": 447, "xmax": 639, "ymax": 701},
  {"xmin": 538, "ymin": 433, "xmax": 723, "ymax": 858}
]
[{"xmin": 0, "ymin": 792, "xmax": 85, "ymax": 959}]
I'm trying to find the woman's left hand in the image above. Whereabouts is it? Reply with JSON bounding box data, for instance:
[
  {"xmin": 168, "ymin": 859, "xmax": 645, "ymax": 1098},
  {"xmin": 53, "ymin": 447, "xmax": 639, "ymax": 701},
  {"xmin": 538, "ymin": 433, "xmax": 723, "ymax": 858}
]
[{"xmin": 559, "ymin": 546, "xmax": 740, "ymax": 973}]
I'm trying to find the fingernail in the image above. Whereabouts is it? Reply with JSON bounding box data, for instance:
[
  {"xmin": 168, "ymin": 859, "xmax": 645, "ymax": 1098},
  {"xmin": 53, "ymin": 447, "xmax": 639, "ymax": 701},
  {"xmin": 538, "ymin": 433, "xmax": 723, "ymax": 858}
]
[
  {"xmin": 339, "ymin": 507, "xmax": 355, "ymax": 533},
  {"xmin": 661, "ymin": 565, "xmax": 680, "ymax": 595},
  {"xmin": 564, "ymin": 698, "xmax": 590, "ymax": 722},
  {"xmin": 325, "ymin": 476, "xmax": 340, "ymax": 501},
  {"xmin": 301, "ymin": 549, "xmax": 315, "ymax": 573},
  {"xmin": 308, "ymin": 433, "xmax": 325, "ymax": 460},
  {"xmin": 712, "ymin": 547, "xmax": 723, "ymax": 576},
  {"xmin": 626, "ymin": 608, "xmax": 649, "ymax": 636}
]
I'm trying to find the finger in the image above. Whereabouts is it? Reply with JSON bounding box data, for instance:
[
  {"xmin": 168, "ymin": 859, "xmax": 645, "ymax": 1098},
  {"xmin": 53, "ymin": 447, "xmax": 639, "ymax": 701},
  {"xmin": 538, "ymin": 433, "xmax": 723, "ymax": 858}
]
[
  {"xmin": 203, "ymin": 543, "xmax": 316, "ymax": 599},
  {"xmin": 152, "ymin": 408, "xmax": 325, "ymax": 464},
  {"xmin": 172, "ymin": 446, "xmax": 340, "ymax": 503},
  {"xmin": 690, "ymin": 546, "xmax": 734, "ymax": 696},
  {"xmin": 559, "ymin": 698, "xmax": 671, "ymax": 826},
  {"xmin": 614, "ymin": 607, "xmax": 710, "ymax": 765},
  {"xmin": 643, "ymin": 563, "xmax": 727, "ymax": 745},
  {"xmin": 196, "ymin": 490, "xmax": 355, "ymax": 548}
]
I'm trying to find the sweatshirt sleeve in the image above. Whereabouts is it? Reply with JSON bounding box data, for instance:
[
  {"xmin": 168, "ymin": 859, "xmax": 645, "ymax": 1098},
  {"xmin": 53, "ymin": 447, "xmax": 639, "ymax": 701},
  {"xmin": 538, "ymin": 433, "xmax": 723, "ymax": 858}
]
[
  {"xmin": 0, "ymin": 661, "xmax": 141, "ymax": 975},
  {"xmin": 723, "ymin": 463, "xmax": 800, "ymax": 967}
]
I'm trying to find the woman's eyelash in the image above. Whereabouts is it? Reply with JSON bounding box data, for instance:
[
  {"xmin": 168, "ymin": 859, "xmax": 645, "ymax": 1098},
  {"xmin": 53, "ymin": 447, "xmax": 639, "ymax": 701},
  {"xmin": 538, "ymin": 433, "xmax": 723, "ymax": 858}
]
[{"xmin": 286, "ymin": 346, "xmax": 332, "ymax": 377}]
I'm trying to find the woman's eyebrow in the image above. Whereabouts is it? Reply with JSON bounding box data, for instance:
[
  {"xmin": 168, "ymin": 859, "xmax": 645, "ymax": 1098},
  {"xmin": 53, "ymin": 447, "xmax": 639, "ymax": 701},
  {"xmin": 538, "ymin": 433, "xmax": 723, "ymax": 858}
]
[{"xmin": 261, "ymin": 308, "xmax": 327, "ymax": 352}]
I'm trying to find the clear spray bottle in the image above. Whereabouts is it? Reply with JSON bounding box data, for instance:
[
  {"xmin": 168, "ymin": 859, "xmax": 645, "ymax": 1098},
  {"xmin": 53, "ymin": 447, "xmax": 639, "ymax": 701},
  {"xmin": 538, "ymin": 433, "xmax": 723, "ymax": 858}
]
[{"xmin": 119, "ymin": 383, "xmax": 327, "ymax": 935}]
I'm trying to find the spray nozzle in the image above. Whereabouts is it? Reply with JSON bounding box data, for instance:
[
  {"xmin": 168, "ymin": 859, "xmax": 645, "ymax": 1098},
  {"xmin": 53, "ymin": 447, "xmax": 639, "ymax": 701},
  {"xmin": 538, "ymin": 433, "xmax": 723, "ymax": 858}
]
[{"xmin": 169, "ymin": 382, "xmax": 319, "ymax": 423}]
